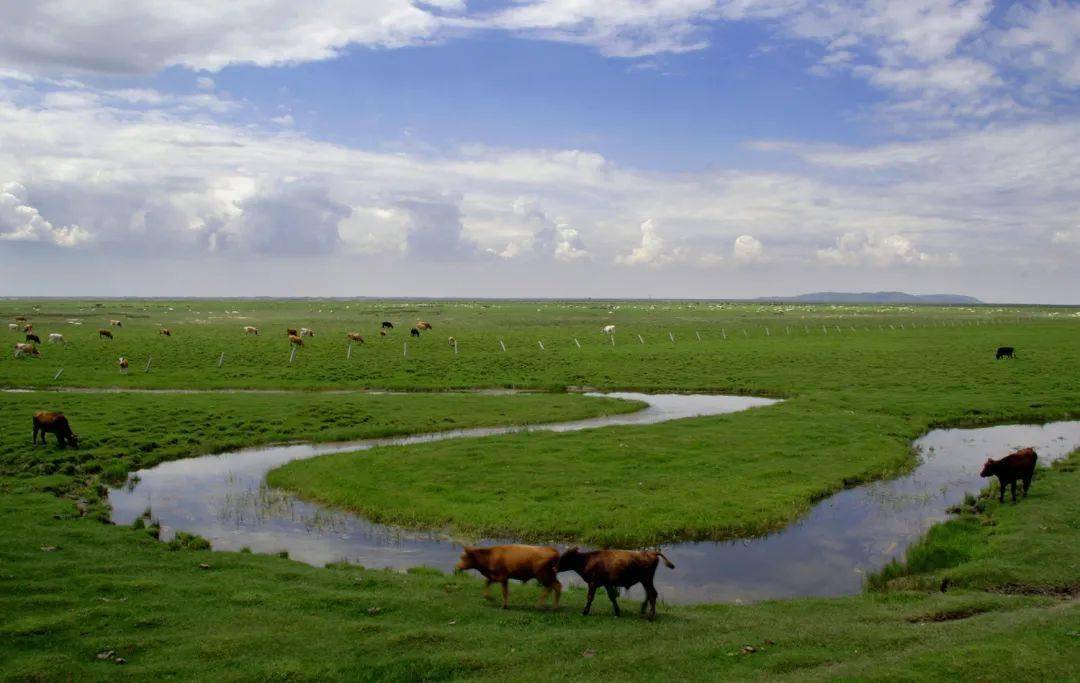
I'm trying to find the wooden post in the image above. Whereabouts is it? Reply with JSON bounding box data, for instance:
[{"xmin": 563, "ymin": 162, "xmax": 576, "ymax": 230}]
[
  {"xmin": 217, "ymin": 352, "xmax": 224, "ymax": 368},
  {"xmin": 742, "ymin": 329, "xmax": 748, "ymax": 337},
  {"xmin": 900, "ymin": 323, "xmax": 905, "ymax": 330},
  {"xmin": 610, "ymin": 335, "xmax": 615, "ymax": 347},
  {"xmin": 695, "ymin": 331, "xmax": 701, "ymax": 341},
  {"xmin": 144, "ymin": 355, "xmax": 152, "ymax": 373},
  {"xmin": 668, "ymin": 331, "xmax": 675, "ymax": 343},
  {"xmin": 637, "ymin": 334, "xmax": 644, "ymax": 344},
  {"xmin": 822, "ymin": 325, "xmax": 827, "ymax": 334},
  {"xmin": 538, "ymin": 340, "xmax": 545, "ymax": 351},
  {"xmin": 835, "ymin": 325, "xmax": 841, "ymax": 333},
  {"xmin": 53, "ymin": 368, "xmax": 63, "ymax": 380},
  {"xmin": 347, "ymin": 342, "xmax": 352, "ymax": 360},
  {"xmin": 765, "ymin": 327, "xmax": 770, "ymax": 336},
  {"xmin": 499, "ymin": 339, "xmax": 507, "ymax": 352},
  {"xmin": 454, "ymin": 340, "xmax": 458, "ymax": 355},
  {"xmin": 786, "ymin": 327, "xmax": 790, "ymax": 335},
  {"xmin": 289, "ymin": 347, "xmax": 297, "ymax": 364},
  {"xmin": 721, "ymin": 328, "xmax": 727, "ymax": 340},
  {"xmin": 403, "ymin": 342, "xmax": 408, "ymax": 357},
  {"xmin": 574, "ymin": 338, "xmax": 581, "ymax": 348}
]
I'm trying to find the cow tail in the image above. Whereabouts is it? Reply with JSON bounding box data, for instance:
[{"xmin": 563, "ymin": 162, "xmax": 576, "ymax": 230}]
[{"xmin": 657, "ymin": 550, "xmax": 675, "ymax": 570}]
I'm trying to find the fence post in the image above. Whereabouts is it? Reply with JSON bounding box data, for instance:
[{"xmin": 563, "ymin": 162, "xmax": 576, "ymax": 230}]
[
  {"xmin": 347, "ymin": 342, "xmax": 352, "ymax": 360},
  {"xmin": 217, "ymin": 352, "xmax": 224, "ymax": 368},
  {"xmin": 144, "ymin": 355, "xmax": 152, "ymax": 373},
  {"xmin": 403, "ymin": 342, "xmax": 408, "ymax": 357},
  {"xmin": 669, "ymin": 331, "xmax": 675, "ymax": 343},
  {"xmin": 53, "ymin": 368, "xmax": 64, "ymax": 380},
  {"xmin": 574, "ymin": 338, "xmax": 581, "ymax": 348},
  {"xmin": 637, "ymin": 334, "xmax": 644, "ymax": 344},
  {"xmin": 454, "ymin": 340, "xmax": 459, "ymax": 355},
  {"xmin": 722, "ymin": 328, "xmax": 727, "ymax": 340},
  {"xmin": 538, "ymin": 340, "xmax": 545, "ymax": 351},
  {"xmin": 695, "ymin": 331, "xmax": 701, "ymax": 341},
  {"xmin": 499, "ymin": 340, "xmax": 507, "ymax": 352},
  {"xmin": 765, "ymin": 327, "xmax": 770, "ymax": 336},
  {"xmin": 289, "ymin": 347, "xmax": 297, "ymax": 364}
]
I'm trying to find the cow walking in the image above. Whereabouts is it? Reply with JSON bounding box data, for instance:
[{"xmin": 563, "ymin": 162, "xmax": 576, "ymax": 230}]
[
  {"xmin": 456, "ymin": 545, "xmax": 562, "ymax": 609},
  {"xmin": 556, "ymin": 548, "xmax": 675, "ymax": 619}
]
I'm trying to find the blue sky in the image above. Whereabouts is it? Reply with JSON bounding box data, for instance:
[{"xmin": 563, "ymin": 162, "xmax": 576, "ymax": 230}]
[{"xmin": 0, "ymin": 1, "xmax": 1077, "ymax": 301}]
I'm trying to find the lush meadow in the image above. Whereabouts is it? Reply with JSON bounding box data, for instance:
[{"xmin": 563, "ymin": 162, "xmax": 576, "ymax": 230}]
[{"xmin": 1, "ymin": 298, "xmax": 1078, "ymax": 680}]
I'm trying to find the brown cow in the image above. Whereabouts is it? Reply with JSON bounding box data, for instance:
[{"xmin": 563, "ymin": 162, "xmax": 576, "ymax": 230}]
[
  {"xmin": 346, "ymin": 332, "xmax": 364, "ymax": 343},
  {"xmin": 556, "ymin": 548, "xmax": 675, "ymax": 619},
  {"xmin": 98, "ymin": 329, "xmax": 113, "ymax": 339},
  {"xmin": 981, "ymin": 447, "xmax": 1038, "ymax": 503},
  {"xmin": 14, "ymin": 343, "xmax": 40, "ymax": 358},
  {"xmin": 288, "ymin": 334, "xmax": 304, "ymax": 347},
  {"xmin": 456, "ymin": 545, "xmax": 562, "ymax": 609},
  {"xmin": 14, "ymin": 316, "xmax": 27, "ymax": 322},
  {"xmin": 33, "ymin": 411, "xmax": 79, "ymax": 448},
  {"xmin": 118, "ymin": 356, "xmax": 129, "ymax": 373},
  {"xmin": 159, "ymin": 328, "xmax": 171, "ymax": 336},
  {"xmin": 416, "ymin": 321, "xmax": 433, "ymax": 330},
  {"xmin": 286, "ymin": 328, "xmax": 298, "ymax": 337}
]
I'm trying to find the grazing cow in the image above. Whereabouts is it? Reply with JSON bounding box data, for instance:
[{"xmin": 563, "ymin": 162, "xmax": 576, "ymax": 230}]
[
  {"xmin": 448, "ymin": 336, "xmax": 456, "ymax": 347},
  {"xmin": 7, "ymin": 323, "xmax": 17, "ymax": 331},
  {"xmin": 347, "ymin": 332, "xmax": 364, "ymax": 343},
  {"xmin": 47, "ymin": 333, "xmax": 64, "ymax": 344},
  {"xmin": 996, "ymin": 346, "xmax": 1015, "ymax": 359},
  {"xmin": 25, "ymin": 333, "xmax": 41, "ymax": 344},
  {"xmin": 244, "ymin": 326, "xmax": 259, "ymax": 336},
  {"xmin": 602, "ymin": 325, "xmax": 615, "ymax": 334},
  {"xmin": 416, "ymin": 321, "xmax": 433, "ymax": 331},
  {"xmin": 118, "ymin": 356, "xmax": 129, "ymax": 373},
  {"xmin": 556, "ymin": 548, "xmax": 675, "ymax": 619},
  {"xmin": 159, "ymin": 328, "xmax": 171, "ymax": 336},
  {"xmin": 288, "ymin": 334, "xmax": 304, "ymax": 347},
  {"xmin": 32, "ymin": 411, "xmax": 78, "ymax": 448},
  {"xmin": 109, "ymin": 320, "xmax": 122, "ymax": 327},
  {"xmin": 981, "ymin": 447, "xmax": 1038, "ymax": 503},
  {"xmin": 379, "ymin": 329, "xmax": 387, "ymax": 337},
  {"xmin": 14, "ymin": 343, "xmax": 40, "ymax": 358},
  {"xmin": 300, "ymin": 328, "xmax": 315, "ymax": 337},
  {"xmin": 410, "ymin": 328, "xmax": 421, "ymax": 338},
  {"xmin": 286, "ymin": 328, "xmax": 298, "ymax": 337},
  {"xmin": 98, "ymin": 329, "xmax": 113, "ymax": 340},
  {"xmin": 455, "ymin": 545, "xmax": 561, "ymax": 609},
  {"xmin": 14, "ymin": 316, "xmax": 27, "ymax": 322},
  {"xmin": 381, "ymin": 321, "xmax": 394, "ymax": 329}
]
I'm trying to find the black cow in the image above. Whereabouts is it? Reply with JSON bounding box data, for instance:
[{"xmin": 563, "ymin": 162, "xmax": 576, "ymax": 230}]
[
  {"xmin": 981, "ymin": 448, "xmax": 1037, "ymax": 503},
  {"xmin": 381, "ymin": 321, "xmax": 394, "ymax": 329},
  {"xmin": 996, "ymin": 346, "xmax": 1015, "ymax": 359},
  {"xmin": 25, "ymin": 333, "xmax": 41, "ymax": 344},
  {"xmin": 410, "ymin": 328, "xmax": 421, "ymax": 338}
]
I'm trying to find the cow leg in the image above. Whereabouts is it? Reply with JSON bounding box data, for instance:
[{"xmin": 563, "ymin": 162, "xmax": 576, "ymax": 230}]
[
  {"xmin": 552, "ymin": 579, "xmax": 561, "ymax": 609},
  {"xmin": 641, "ymin": 578, "xmax": 658, "ymax": 619},
  {"xmin": 1023, "ymin": 476, "xmax": 1032, "ymax": 497},
  {"xmin": 582, "ymin": 584, "xmax": 597, "ymax": 616},
  {"xmin": 604, "ymin": 586, "xmax": 621, "ymax": 617},
  {"xmin": 500, "ymin": 580, "xmax": 509, "ymax": 609},
  {"xmin": 32, "ymin": 426, "xmax": 37, "ymax": 445},
  {"xmin": 1010, "ymin": 481, "xmax": 1018, "ymax": 503},
  {"xmin": 482, "ymin": 579, "xmax": 493, "ymax": 601},
  {"xmin": 997, "ymin": 478, "xmax": 1005, "ymax": 503}
]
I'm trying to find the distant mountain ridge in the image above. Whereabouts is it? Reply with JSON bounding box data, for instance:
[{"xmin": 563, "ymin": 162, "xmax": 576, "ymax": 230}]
[{"xmin": 754, "ymin": 291, "xmax": 982, "ymax": 304}]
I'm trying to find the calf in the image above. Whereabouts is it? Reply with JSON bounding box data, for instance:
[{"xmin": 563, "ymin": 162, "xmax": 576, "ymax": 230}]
[
  {"xmin": 556, "ymin": 548, "xmax": 675, "ymax": 619},
  {"xmin": 33, "ymin": 411, "xmax": 78, "ymax": 448},
  {"xmin": 98, "ymin": 329, "xmax": 113, "ymax": 340},
  {"xmin": 159, "ymin": 328, "xmax": 171, "ymax": 336},
  {"xmin": 996, "ymin": 346, "xmax": 1015, "ymax": 359},
  {"xmin": 47, "ymin": 333, "xmax": 64, "ymax": 344},
  {"xmin": 25, "ymin": 333, "xmax": 41, "ymax": 344},
  {"xmin": 118, "ymin": 356, "xmax": 129, "ymax": 373},
  {"xmin": 410, "ymin": 327, "xmax": 421, "ymax": 338},
  {"xmin": 981, "ymin": 447, "xmax": 1037, "ymax": 503},
  {"xmin": 381, "ymin": 321, "xmax": 394, "ymax": 329},
  {"xmin": 346, "ymin": 332, "xmax": 364, "ymax": 343},
  {"xmin": 243, "ymin": 326, "xmax": 259, "ymax": 336},
  {"xmin": 288, "ymin": 334, "xmax": 304, "ymax": 347},
  {"xmin": 456, "ymin": 545, "xmax": 562, "ymax": 609},
  {"xmin": 14, "ymin": 343, "xmax": 40, "ymax": 358}
]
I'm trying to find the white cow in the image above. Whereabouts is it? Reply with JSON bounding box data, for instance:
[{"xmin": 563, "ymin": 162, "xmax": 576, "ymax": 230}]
[
  {"xmin": 602, "ymin": 325, "xmax": 616, "ymax": 334},
  {"xmin": 243, "ymin": 326, "xmax": 259, "ymax": 335},
  {"xmin": 47, "ymin": 333, "xmax": 65, "ymax": 344},
  {"xmin": 300, "ymin": 327, "xmax": 315, "ymax": 337},
  {"xmin": 7, "ymin": 323, "xmax": 17, "ymax": 331}
]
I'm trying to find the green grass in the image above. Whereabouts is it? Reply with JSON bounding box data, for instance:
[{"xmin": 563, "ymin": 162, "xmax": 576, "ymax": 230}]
[{"xmin": 1, "ymin": 298, "xmax": 1078, "ymax": 680}]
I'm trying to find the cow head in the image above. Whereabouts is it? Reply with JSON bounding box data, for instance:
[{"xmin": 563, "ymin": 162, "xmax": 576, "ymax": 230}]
[
  {"xmin": 455, "ymin": 547, "xmax": 476, "ymax": 572},
  {"xmin": 979, "ymin": 458, "xmax": 997, "ymax": 478},
  {"xmin": 67, "ymin": 432, "xmax": 79, "ymax": 449},
  {"xmin": 556, "ymin": 547, "xmax": 583, "ymax": 573}
]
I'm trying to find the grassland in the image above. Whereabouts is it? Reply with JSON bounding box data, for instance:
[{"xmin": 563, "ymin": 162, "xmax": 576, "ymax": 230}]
[{"xmin": 1, "ymin": 298, "xmax": 1078, "ymax": 680}]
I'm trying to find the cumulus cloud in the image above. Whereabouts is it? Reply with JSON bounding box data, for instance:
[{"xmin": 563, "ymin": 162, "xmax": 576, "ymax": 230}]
[
  {"xmin": 732, "ymin": 234, "xmax": 764, "ymax": 263},
  {"xmin": 0, "ymin": 182, "xmax": 89, "ymax": 247},
  {"xmin": 225, "ymin": 185, "xmax": 351, "ymax": 255},
  {"xmin": 815, "ymin": 231, "xmax": 949, "ymax": 267},
  {"xmin": 508, "ymin": 198, "xmax": 590, "ymax": 262},
  {"xmin": 616, "ymin": 219, "xmax": 669, "ymax": 266},
  {"xmin": 398, "ymin": 196, "xmax": 479, "ymax": 261}
]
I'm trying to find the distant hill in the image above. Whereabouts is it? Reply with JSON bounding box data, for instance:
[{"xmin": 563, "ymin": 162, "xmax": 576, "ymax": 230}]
[{"xmin": 754, "ymin": 291, "xmax": 982, "ymax": 305}]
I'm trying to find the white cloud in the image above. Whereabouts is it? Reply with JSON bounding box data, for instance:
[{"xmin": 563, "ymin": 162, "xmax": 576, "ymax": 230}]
[
  {"xmin": 0, "ymin": 182, "xmax": 89, "ymax": 246},
  {"xmin": 815, "ymin": 231, "xmax": 949, "ymax": 266},
  {"xmin": 616, "ymin": 219, "xmax": 669, "ymax": 266},
  {"xmin": 732, "ymin": 234, "xmax": 764, "ymax": 262}
]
